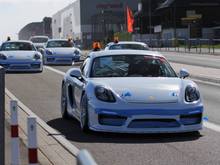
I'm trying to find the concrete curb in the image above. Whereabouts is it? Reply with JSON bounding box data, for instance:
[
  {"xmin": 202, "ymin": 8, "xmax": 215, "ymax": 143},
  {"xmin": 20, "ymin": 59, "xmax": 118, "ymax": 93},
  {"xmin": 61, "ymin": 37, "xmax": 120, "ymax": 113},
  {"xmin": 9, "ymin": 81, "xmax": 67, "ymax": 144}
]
[{"xmin": 5, "ymin": 88, "xmax": 79, "ymax": 165}]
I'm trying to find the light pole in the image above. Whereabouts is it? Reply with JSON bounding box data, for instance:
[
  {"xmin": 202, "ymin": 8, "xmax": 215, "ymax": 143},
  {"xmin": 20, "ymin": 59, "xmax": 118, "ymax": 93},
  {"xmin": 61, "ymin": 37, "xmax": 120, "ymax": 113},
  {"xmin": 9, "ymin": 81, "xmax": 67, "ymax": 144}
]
[
  {"xmin": 138, "ymin": 2, "xmax": 142, "ymax": 34},
  {"xmin": 149, "ymin": 0, "xmax": 152, "ymax": 36},
  {"xmin": 0, "ymin": 66, "xmax": 5, "ymax": 165},
  {"xmin": 101, "ymin": 10, "xmax": 107, "ymax": 43}
]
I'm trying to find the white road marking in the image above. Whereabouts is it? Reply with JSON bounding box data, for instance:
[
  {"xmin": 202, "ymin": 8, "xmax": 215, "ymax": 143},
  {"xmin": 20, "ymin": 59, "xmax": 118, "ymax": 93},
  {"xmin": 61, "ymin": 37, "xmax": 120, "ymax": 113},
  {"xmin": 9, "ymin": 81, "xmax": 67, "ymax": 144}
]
[
  {"xmin": 44, "ymin": 66, "xmax": 65, "ymax": 76},
  {"xmin": 203, "ymin": 122, "xmax": 220, "ymax": 133},
  {"xmin": 45, "ymin": 65, "xmax": 220, "ymax": 133}
]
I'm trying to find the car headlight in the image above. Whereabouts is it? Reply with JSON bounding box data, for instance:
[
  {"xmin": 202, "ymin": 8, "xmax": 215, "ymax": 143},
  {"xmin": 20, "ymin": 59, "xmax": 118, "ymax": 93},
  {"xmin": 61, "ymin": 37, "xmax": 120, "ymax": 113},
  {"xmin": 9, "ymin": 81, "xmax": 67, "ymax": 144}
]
[
  {"xmin": 74, "ymin": 50, "xmax": 80, "ymax": 56},
  {"xmin": 95, "ymin": 86, "xmax": 116, "ymax": 103},
  {"xmin": 46, "ymin": 50, "xmax": 53, "ymax": 55},
  {"xmin": 33, "ymin": 54, "xmax": 41, "ymax": 60},
  {"xmin": 185, "ymin": 85, "xmax": 200, "ymax": 102},
  {"xmin": 0, "ymin": 53, "xmax": 7, "ymax": 60}
]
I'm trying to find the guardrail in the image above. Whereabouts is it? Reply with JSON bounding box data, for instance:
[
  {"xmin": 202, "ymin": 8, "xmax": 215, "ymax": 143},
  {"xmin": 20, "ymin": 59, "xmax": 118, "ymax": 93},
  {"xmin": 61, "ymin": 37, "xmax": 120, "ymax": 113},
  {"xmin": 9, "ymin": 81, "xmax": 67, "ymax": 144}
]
[
  {"xmin": 135, "ymin": 38, "xmax": 220, "ymax": 54},
  {"xmin": 0, "ymin": 66, "xmax": 5, "ymax": 165}
]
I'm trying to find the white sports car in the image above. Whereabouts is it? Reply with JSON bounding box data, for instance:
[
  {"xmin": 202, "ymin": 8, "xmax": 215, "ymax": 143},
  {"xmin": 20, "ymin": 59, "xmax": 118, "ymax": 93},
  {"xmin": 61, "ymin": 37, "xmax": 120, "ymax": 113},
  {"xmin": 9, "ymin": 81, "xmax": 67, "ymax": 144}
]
[
  {"xmin": 0, "ymin": 41, "xmax": 43, "ymax": 72},
  {"xmin": 43, "ymin": 39, "xmax": 81, "ymax": 65},
  {"xmin": 61, "ymin": 50, "xmax": 203, "ymax": 133},
  {"xmin": 30, "ymin": 35, "xmax": 49, "ymax": 50}
]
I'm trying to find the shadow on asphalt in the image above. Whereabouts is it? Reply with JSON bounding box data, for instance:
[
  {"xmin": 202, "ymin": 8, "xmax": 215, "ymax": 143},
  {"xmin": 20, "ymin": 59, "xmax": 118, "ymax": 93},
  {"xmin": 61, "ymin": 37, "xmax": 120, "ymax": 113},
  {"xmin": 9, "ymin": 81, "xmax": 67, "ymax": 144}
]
[{"xmin": 47, "ymin": 118, "xmax": 202, "ymax": 144}]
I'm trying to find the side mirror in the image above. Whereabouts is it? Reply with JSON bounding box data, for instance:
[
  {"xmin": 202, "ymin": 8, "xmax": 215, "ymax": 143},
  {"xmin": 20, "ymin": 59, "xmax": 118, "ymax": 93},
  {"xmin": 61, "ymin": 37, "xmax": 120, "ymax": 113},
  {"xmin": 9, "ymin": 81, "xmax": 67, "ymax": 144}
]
[
  {"xmin": 70, "ymin": 69, "xmax": 82, "ymax": 78},
  {"xmin": 38, "ymin": 48, "xmax": 45, "ymax": 55},
  {"xmin": 179, "ymin": 68, "xmax": 189, "ymax": 79}
]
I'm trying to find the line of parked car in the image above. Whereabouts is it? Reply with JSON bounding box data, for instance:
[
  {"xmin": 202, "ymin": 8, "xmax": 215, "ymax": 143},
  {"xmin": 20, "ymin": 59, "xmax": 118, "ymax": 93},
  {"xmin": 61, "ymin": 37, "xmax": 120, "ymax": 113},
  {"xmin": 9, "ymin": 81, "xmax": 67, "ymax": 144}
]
[{"xmin": 0, "ymin": 36, "xmax": 82, "ymax": 72}]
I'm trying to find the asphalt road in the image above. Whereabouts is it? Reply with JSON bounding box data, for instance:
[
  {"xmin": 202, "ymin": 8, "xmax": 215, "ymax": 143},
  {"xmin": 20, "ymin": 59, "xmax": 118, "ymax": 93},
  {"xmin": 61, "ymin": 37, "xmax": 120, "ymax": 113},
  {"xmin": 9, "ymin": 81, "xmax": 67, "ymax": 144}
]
[
  {"xmin": 159, "ymin": 51, "xmax": 220, "ymax": 69},
  {"xmin": 5, "ymin": 65, "xmax": 220, "ymax": 165}
]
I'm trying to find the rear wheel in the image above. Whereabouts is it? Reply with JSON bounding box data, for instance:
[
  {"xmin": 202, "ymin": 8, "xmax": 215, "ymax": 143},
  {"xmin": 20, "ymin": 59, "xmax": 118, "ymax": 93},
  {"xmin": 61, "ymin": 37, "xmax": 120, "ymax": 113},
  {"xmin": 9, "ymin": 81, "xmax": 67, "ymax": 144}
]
[
  {"xmin": 80, "ymin": 94, "xmax": 89, "ymax": 132},
  {"xmin": 61, "ymin": 83, "xmax": 70, "ymax": 119}
]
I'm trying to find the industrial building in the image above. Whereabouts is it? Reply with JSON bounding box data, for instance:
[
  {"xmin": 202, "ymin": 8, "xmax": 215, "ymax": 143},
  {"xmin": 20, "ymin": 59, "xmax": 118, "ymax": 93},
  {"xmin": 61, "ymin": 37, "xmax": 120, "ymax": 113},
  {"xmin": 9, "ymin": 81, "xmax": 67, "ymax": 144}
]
[
  {"xmin": 52, "ymin": 0, "xmax": 139, "ymax": 48},
  {"xmin": 135, "ymin": 0, "xmax": 220, "ymax": 39},
  {"xmin": 19, "ymin": 17, "xmax": 52, "ymax": 40}
]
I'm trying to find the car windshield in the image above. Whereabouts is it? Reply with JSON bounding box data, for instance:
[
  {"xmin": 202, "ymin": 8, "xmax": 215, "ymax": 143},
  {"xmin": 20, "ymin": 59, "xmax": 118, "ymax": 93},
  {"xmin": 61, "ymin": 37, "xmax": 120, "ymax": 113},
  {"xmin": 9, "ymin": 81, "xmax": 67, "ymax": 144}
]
[
  {"xmin": 91, "ymin": 55, "xmax": 177, "ymax": 78},
  {"xmin": 1, "ymin": 42, "xmax": 35, "ymax": 51},
  {"xmin": 109, "ymin": 44, "xmax": 149, "ymax": 50},
  {"xmin": 46, "ymin": 41, "xmax": 73, "ymax": 48},
  {"xmin": 31, "ymin": 37, "xmax": 48, "ymax": 43}
]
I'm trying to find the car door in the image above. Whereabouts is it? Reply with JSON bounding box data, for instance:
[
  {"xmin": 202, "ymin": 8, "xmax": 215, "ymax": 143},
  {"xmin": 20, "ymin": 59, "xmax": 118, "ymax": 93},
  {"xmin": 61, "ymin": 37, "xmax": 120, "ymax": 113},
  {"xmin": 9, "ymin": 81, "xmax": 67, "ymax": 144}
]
[{"xmin": 74, "ymin": 58, "xmax": 90, "ymax": 115}]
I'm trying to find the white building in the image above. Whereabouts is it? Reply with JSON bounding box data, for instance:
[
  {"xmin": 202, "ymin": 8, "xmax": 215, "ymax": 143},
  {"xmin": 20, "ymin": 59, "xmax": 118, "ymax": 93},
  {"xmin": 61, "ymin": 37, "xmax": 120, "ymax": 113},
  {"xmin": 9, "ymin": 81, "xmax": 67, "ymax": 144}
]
[{"xmin": 52, "ymin": 0, "xmax": 139, "ymax": 48}]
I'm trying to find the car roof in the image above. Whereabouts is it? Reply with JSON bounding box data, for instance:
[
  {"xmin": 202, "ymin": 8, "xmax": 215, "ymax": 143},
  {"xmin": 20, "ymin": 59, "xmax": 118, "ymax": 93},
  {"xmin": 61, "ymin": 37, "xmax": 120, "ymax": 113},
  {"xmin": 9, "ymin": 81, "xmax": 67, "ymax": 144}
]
[
  {"xmin": 106, "ymin": 41, "xmax": 147, "ymax": 47},
  {"xmin": 2, "ymin": 40, "xmax": 33, "ymax": 44},
  {"xmin": 48, "ymin": 39, "xmax": 69, "ymax": 42},
  {"xmin": 30, "ymin": 36, "xmax": 49, "ymax": 39},
  {"xmin": 89, "ymin": 50, "xmax": 164, "ymax": 59}
]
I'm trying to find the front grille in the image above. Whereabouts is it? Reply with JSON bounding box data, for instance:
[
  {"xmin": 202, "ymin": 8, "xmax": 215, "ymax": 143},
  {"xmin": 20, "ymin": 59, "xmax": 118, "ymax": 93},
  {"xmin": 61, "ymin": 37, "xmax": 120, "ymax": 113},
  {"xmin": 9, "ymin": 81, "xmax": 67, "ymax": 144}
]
[
  {"xmin": 128, "ymin": 119, "xmax": 180, "ymax": 128},
  {"xmin": 47, "ymin": 58, "xmax": 55, "ymax": 62},
  {"xmin": 180, "ymin": 113, "xmax": 202, "ymax": 125},
  {"xmin": 57, "ymin": 59, "xmax": 72, "ymax": 63},
  {"xmin": 10, "ymin": 65, "xmax": 30, "ymax": 69},
  {"xmin": 31, "ymin": 64, "xmax": 40, "ymax": 69},
  {"xmin": 1, "ymin": 64, "xmax": 9, "ymax": 69},
  {"xmin": 99, "ymin": 114, "xmax": 127, "ymax": 126}
]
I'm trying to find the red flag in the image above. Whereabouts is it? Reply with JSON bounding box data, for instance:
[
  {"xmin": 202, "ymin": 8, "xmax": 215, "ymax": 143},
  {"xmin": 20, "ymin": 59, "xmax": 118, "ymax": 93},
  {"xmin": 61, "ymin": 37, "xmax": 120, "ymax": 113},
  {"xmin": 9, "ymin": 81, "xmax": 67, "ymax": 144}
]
[{"xmin": 127, "ymin": 6, "xmax": 134, "ymax": 33}]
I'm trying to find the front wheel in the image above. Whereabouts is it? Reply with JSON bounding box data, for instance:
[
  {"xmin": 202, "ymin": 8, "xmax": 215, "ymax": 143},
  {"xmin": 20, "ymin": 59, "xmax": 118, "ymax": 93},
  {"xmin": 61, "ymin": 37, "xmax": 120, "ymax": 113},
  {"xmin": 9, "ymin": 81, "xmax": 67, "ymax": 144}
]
[
  {"xmin": 80, "ymin": 94, "xmax": 89, "ymax": 132},
  {"xmin": 61, "ymin": 83, "xmax": 70, "ymax": 119}
]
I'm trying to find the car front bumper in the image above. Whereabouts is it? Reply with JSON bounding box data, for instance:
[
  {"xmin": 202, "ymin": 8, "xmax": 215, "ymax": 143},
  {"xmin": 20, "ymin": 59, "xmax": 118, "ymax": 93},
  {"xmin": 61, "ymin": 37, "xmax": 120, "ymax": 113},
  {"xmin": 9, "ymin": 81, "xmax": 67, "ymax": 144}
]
[
  {"xmin": 0, "ymin": 60, "xmax": 43, "ymax": 72},
  {"xmin": 44, "ymin": 55, "xmax": 80, "ymax": 65},
  {"xmin": 88, "ymin": 103, "xmax": 203, "ymax": 133}
]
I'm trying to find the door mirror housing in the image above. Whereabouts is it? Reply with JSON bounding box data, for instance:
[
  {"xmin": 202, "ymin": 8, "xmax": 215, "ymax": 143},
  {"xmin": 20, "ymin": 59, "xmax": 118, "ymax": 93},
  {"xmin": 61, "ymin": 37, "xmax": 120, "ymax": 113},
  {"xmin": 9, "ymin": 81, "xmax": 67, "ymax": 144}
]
[
  {"xmin": 179, "ymin": 68, "xmax": 189, "ymax": 79},
  {"xmin": 70, "ymin": 69, "xmax": 82, "ymax": 78},
  {"xmin": 38, "ymin": 48, "xmax": 45, "ymax": 55}
]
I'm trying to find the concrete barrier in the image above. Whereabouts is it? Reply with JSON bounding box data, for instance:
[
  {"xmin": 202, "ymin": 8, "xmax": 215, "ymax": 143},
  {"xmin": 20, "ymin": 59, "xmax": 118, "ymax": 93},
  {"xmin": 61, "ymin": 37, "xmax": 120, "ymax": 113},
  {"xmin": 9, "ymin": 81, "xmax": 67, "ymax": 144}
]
[
  {"xmin": 27, "ymin": 117, "xmax": 38, "ymax": 165},
  {"xmin": 0, "ymin": 66, "xmax": 5, "ymax": 165},
  {"xmin": 77, "ymin": 150, "xmax": 97, "ymax": 165},
  {"xmin": 10, "ymin": 100, "xmax": 20, "ymax": 165}
]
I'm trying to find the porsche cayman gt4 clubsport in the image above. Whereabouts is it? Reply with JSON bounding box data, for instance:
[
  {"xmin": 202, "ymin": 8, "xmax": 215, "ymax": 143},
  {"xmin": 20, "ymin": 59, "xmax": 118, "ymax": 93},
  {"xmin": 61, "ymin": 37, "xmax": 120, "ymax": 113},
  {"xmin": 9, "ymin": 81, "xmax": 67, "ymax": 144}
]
[
  {"xmin": 61, "ymin": 50, "xmax": 203, "ymax": 133},
  {"xmin": 0, "ymin": 41, "xmax": 43, "ymax": 72},
  {"xmin": 43, "ymin": 39, "xmax": 81, "ymax": 65}
]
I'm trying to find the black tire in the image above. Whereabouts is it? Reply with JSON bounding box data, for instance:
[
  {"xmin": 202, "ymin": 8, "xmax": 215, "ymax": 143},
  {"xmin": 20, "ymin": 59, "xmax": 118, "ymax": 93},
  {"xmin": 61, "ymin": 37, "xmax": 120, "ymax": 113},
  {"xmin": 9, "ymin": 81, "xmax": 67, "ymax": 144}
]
[
  {"xmin": 190, "ymin": 131, "xmax": 201, "ymax": 137},
  {"xmin": 43, "ymin": 59, "xmax": 46, "ymax": 65},
  {"xmin": 38, "ymin": 67, "xmax": 43, "ymax": 73},
  {"xmin": 80, "ymin": 94, "xmax": 89, "ymax": 132},
  {"xmin": 61, "ymin": 83, "xmax": 70, "ymax": 119}
]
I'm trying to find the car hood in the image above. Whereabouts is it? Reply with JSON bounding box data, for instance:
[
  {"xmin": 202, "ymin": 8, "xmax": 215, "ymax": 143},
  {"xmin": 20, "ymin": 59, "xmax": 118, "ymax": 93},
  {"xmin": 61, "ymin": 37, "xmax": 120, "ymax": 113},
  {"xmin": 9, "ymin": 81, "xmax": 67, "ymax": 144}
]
[
  {"xmin": 1, "ymin": 51, "xmax": 37, "ymax": 60},
  {"xmin": 90, "ymin": 77, "xmax": 182, "ymax": 104},
  {"xmin": 45, "ymin": 48, "xmax": 76, "ymax": 55}
]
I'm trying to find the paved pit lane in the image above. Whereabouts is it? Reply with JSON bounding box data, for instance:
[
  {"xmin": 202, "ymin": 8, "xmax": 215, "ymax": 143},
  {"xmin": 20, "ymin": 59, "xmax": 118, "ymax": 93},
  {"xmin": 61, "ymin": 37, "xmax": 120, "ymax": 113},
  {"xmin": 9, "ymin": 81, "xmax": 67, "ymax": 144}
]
[{"xmin": 5, "ymin": 65, "xmax": 220, "ymax": 165}]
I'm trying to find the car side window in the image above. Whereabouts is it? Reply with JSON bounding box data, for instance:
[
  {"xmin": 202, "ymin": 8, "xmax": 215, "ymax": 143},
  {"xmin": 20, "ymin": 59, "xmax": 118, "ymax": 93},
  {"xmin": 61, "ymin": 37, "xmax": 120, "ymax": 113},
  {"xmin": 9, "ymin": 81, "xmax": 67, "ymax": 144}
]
[{"xmin": 81, "ymin": 57, "xmax": 90, "ymax": 77}]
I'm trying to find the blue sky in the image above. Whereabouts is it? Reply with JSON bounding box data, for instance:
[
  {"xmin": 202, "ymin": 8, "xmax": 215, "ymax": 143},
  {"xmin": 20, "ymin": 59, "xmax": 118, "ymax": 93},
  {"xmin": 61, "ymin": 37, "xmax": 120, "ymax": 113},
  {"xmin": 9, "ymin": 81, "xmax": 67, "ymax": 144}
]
[{"xmin": 0, "ymin": 0, "xmax": 73, "ymax": 42}]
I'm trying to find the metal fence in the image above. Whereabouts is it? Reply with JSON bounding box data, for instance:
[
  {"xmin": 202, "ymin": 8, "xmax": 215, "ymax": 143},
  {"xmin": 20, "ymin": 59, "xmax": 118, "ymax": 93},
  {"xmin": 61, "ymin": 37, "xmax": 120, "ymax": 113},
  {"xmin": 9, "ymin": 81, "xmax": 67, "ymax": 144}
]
[
  {"xmin": 0, "ymin": 66, "xmax": 5, "ymax": 165},
  {"xmin": 135, "ymin": 38, "xmax": 220, "ymax": 54}
]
